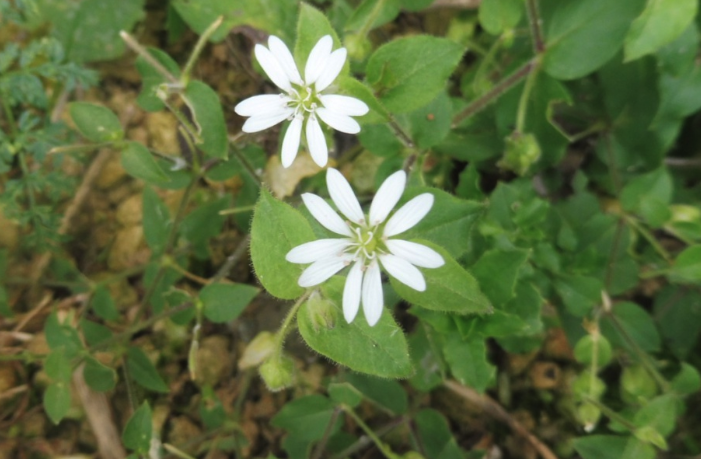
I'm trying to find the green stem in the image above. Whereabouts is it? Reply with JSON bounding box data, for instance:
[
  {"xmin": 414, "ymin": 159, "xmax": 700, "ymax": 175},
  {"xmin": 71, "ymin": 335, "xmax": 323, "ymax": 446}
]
[
  {"xmin": 452, "ymin": 58, "xmax": 536, "ymax": 128},
  {"xmin": 164, "ymin": 100, "xmax": 203, "ymax": 145},
  {"xmin": 515, "ymin": 58, "xmax": 541, "ymax": 133},
  {"xmin": 388, "ymin": 116, "xmax": 414, "ymax": 148},
  {"xmin": 624, "ymin": 214, "xmax": 672, "ymax": 263},
  {"xmin": 119, "ymin": 31, "xmax": 179, "ymax": 84},
  {"xmin": 230, "ymin": 142, "xmax": 263, "ymax": 187},
  {"xmin": 357, "ymin": 0, "xmax": 386, "ymax": 38},
  {"xmin": 218, "ymin": 205, "xmax": 256, "ymax": 215},
  {"xmin": 181, "ymin": 16, "xmax": 224, "ymax": 85},
  {"xmin": 342, "ymin": 406, "xmax": 398, "ymax": 459},
  {"xmin": 525, "ymin": 0, "xmax": 545, "ymax": 53},
  {"xmin": 274, "ymin": 291, "xmax": 312, "ymax": 352},
  {"xmin": 582, "ymin": 396, "xmax": 637, "ymax": 432}
]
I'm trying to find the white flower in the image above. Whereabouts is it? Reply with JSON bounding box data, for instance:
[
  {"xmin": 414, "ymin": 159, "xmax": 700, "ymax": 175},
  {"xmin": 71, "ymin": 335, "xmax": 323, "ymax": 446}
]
[
  {"xmin": 286, "ymin": 168, "xmax": 445, "ymax": 327},
  {"xmin": 235, "ymin": 35, "xmax": 369, "ymax": 168}
]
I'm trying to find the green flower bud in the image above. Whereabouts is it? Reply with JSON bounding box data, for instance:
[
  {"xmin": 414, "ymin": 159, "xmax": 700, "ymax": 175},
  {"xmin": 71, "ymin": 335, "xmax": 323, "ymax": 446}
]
[
  {"xmin": 634, "ymin": 426, "xmax": 668, "ymax": 451},
  {"xmin": 344, "ymin": 33, "xmax": 373, "ymax": 62},
  {"xmin": 259, "ymin": 355, "xmax": 295, "ymax": 392},
  {"xmin": 498, "ymin": 132, "xmax": 541, "ymax": 176},
  {"xmin": 571, "ymin": 370, "xmax": 606, "ymax": 400},
  {"xmin": 573, "ymin": 334, "xmax": 613, "ymax": 368},
  {"xmin": 238, "ymin": 331, "xmax": 276, "ymax": 370},
  {"xmin": 621, "ymin": 365, "xmax": 658, "ymax": 403},
  {"xmin": 576, "ymin": 401, "xmax": 601, "ymax": 432},
  {"xmin": 306, "ymin": 290, "xmax": 338, "ymax": 332}
]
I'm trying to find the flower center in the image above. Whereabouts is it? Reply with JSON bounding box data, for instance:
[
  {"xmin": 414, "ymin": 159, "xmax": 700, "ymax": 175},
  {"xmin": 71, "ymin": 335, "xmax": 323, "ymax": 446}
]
[
  {"xmin": 348, "ymin": 223, "xmax": 386, "ymax": 266},
  {"xmin": 287, "ymin": 83, "xmax": 321, "ymax": 116}
]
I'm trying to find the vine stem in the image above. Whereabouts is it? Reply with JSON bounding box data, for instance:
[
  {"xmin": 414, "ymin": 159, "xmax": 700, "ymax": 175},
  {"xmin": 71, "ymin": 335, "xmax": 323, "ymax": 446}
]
[
  {"xmin": 452, "ymin": 58, "xmax": 537, "ymax": 128},
  {"xmin": 525, "ymin": 0, "xmax": 545, "ymax": 54},
  {"xmin": 181, "ymin": 16, "xmax": 224, "ymax": 85},
  {"xmin": 515, "ymin": 58, "xmax": 541, "ymax": 133},
  {"xmin": 582, "ymin": 396, "xmax": 638, "ymax": 432},
  {"xmin": 119, "ymin": 30, "xmax": 179, "ymax": 84},
  {"xmin": 341, "ymin": 405, "xmax": 398, "ymax": 459},
  {"xmin": 274, "ymin": 291, "xmax": 312, "ymax": 352}
]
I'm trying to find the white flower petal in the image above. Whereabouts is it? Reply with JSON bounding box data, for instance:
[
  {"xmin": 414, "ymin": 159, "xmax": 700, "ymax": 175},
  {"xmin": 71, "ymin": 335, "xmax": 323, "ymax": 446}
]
[
  {"xmin": 379, "ymin": 254, "xmax": 427, "ymax": 291},
  {"xmin": 286, "ymin": 238, "xmax": 352, "ymax": 264},
  {"xmin": 316, "ymin": 108, "xmax": 360, "ymax": 134},
  {"xmin": 254, "ymin": 44, "xmax": 292, "ymax": 91},
  {"xmin": 343, "ymin": 261, "xmax": 363, "ymax": 323},
  {"xmin": 281, "ymin": 114, "xmax": 303, "ymax": 167},
  {"xmin": 383, "ymin": 193, "xmax": 434, "ymax": 237},
  {"xmin": 235, "ymin": 94, "xmax": 288, "ymax": 117},
  {"xmin": 369, "ymin": 170, "xmax": 406, "ymax": 226},
  {"xmin": 319, "ymin": 95, "xmax": 369, "ymax": 116},
  {"xmin": 305, "ymin": 35, "xmax": 333, "ymax": 85},
  {"xmin": 268, "ymin": 35, "xmax": 303, "ymax": 85},
  {"xmin": 305, "ymin": 114, "xmax": 328, "ymax": 167},
  {"xmin": 386, "ymin": 239, "xmax": 445, "ymax": 268},
  {"xmin": 301, "ymin": 193, "xmax": 352, "ymax": 236},
  {"xmin": 315, "ymin": 48, "xmax": 347, "ymax": 92},
  {"xmin": 298, "ymin": 257, "xmax": 347, "ymax": 288},
  {"xmin": 362, "ymin": 260, "xmax": 383, "ymax": 326},
  {"xmin": 326, "ymin": 168, "xmax": 364, "ymax": 224},
  {"xmin": 241, "ymin": 107, "xmax": 293, "ymax": 133}
]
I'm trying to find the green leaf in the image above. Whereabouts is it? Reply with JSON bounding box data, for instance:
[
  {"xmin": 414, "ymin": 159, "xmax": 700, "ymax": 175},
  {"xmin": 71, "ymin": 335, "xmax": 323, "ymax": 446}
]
[
  {"xmin": 404, "ymin": 91, "xmax": 452, "ymax": 149},
  {"xmin": 470, "ymin": 248, "xmax": 529, "ymax": 307},
  {"xmin": 271, "ymin": 394, "xmax": 339, "ymax": 441},
  {"xmin": 83, "ymin": 357, "xmax": 117, "ymax": 392},
  {"xmin": 44, "ymin": 382, "xmax": 71, "ymax": 425},
  {"xmin": 45, "ymin": 349, "xmax": 72, "ymax": 382},
  {"xmin": 121, "ymin": 141, "xmax": 170, "ymax": 185},
  {"xmin": 542, "ymin": 0, "xmax": 645, "ymax": 80},
  {"xmin": 179, "ymin": 197, "xmax": 229, "ymax": 249},
  {"xmin": 69, "ymin": 102, "xmax": 123, "ymax": 143},
  {"xmin": 44, "ymin": 312, "xmax": 82, "ymax": 358},
  {"xmin": 622, "ymin": 437, "xmax": 656, "ymax": 459},
  {"xmin": 624, "ymin": 0, "xmax": 697, "ymax": 62},
  {"xmin": 142, "ymin": 186, "xmax": 171, "ymax": 254},
  {"xmin": 183, "ymin": 80, "xmax": 228, "ymax": 159},
  {"xmin": 80, "ymin": 319, "xmax": 113, "ymax": 347},
  {"xmin": 122, "ymin": 402, "xmax": 153, "ymax": 453},
  {"xmin": 328, "ymin": 382, "xmax": 362, "ymax": 408},
  {"xmin": 633, "ymin": 394, "xmax": 678, "ymax": 437},
  {"xmin": 294, "ymin": 3, "xmax": 343, "ymax": 70},
  {"xmin": 173, "ymin": 0, "xmax": 297, "ymax": 43},
  {"xmin": 366, "ymin": 35, "xmax": 465, "ymax": 113},
  {"xmin": 345, "ymin": 0, "xmax": 401, "ymax": 33},
  {"xmin": 344, "ymin": 373, "xmax": 408, "ymax": 414},
  {"xmin": 250, "ymin": 188, "xmax": 316, "ymax": 299},
  {"xmin": 336, "ymin": 76, "xmax": 389, "ymax": 125},
  {"xmin": 200, "ymin": 283, "xmax": 259, "ymax": 323},
  {"xmin": 391, "ymin": 240, "xmax": 492, "ymax": 314},
  {"xmin": 358, "ymin": 124, "xmax": 403, "ymax": 158},
  {"xmin": 671, "ymin": 363, "xmax": 701, "ymax": 395},
  {"xmin": 602, "ymin": 302, "xmax": 661, "ymax": 353},
  {"xmin": 91, "ymin": 285, "xmax": 120, "ymax": 321},
  {"xmin": 573, "ymin": 435, "xmax": 629, "ymax": 459},
  {"xmin": 297, "ymin": 277, "xmax": 413, "ymax": 378},
  {"xmin": 126, "ymin": 347, "xmax": 169, "ymax": 393},
  {"xmin": 668, "ymin": 245, "xmax": 701, "ymax": 284},
  {"xmin": 479, "ymin": 0, "xmax": 522, "ymax": 35},
  {"xmin": 415, "ymin": 409, "xmax": 463, "ymax": 459},
  {"xmin": 136, "ymin": 48, "xmax": 181, "ymax": 112},
  {"xmin": 402, "ymin": 188, "xmax": 484, "ymax": 258},
  {"xmin": 37, "ymin": 0, "xmax": 144, "ymax": 63},
  {"xmin": 554, "ymin": 276, "xmax": 603, "ymax": 317},
  {"xmin": 443, "ymin": 333, "xmax": 494, "ymax": 392},
  {"xmin": 620, "ymin": 167, "xmax": 672, "ymax": 227}
]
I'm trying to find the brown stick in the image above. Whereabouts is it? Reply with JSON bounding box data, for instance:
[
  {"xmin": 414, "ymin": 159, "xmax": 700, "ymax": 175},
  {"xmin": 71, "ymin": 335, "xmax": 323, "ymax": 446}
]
[
  {"xmin": 443, "ymin": 380, "xmax": 559, "ymax": 459},
  {"xmin": 73, "ymin": 363, "xmax": 127, "ymax": 459}
]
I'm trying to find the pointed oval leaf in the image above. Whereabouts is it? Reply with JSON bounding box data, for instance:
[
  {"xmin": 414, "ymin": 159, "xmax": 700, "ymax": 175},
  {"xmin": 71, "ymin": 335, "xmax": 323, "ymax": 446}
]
[
  {"xmin": 69, "ymin": 102, "xmax": 124, "ymax": 142},
  {"xmin": 183, "ymin": 80, "xmax": 228, "ymax": 159},
  {"xmin": 200, "ymin": 283, "xmax": 260, "ymax": 323},
  {"xmin": 83, "ymin": 356, "xmax": 117, "ymax": 392},
  {"xmin": 122, "ymin": 402, "xmax": 153, "ymax": 453},
  {"xmin": 44, "ymin": 381, "xmax": 71, "ymax": 425},
  {"xmin": 126, "ymin": 347, "xmax": 169, "ymax": 393},
  {"xmin": 121, "ymin": 141, "xmax": 170, "ymax": 185}
]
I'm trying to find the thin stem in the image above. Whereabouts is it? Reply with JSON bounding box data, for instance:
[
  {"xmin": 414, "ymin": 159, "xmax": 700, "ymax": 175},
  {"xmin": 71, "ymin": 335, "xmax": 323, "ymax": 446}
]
[
  {"xmin": 230, "ymin": 142, "xmax": 263, "ymax": 187},
  {"xmin": 181, "ymin": 16, "xmax": 224, "ymax": 85},
  {"xmin": 582, "ymin": 396, "xmax": 637, "ymax": 432},
  {"xmin": 515, "ymin": 58, "xmax": 541, "ymax": 133},
  {"xmin": 357, "ymin": 0, "xmax": 386, "ymax": 38},
  {"xmin": 624, "ymin": 214, "xmax": 672, "ymax": 263},
  {"xmin": 274, "ymin": 291, "xmax": 312, "ymax": 352},
  {"xmin": 218, "ymin": 205, "xmax": 256, "ymax": 215},
  {"xmin": 164, "ymin": 100, "xmax": 203, "ymax": 145},
  {"xmin": 330, "ymin": 417, "xmax": 408, "ymax": 459},
  {"xmin": 342, "ymin": 405, "xmax": 397, "ymax": 459},
  {"xmin": 119, "ymin": 31, "xmax": 180, "ymax": 84},
  {"xmin": 452, "ymin": 58, "xmax": 536, "ymax": 127},
  {"xmin": 525, "ymin": 0, "xmax": 545, "ymax": 54},
  {"xmin": 311, "ymin": 407, "xmax": 342, "ymax": 459},
  {"xmin": 388, "ymin": 116, "xmax": 414, "ymax": 148},
  {"xmin": 133, "ymin": 176, "xmax": 198, "ymax": 323},
  {"xmin": 89, "ymin": 302, "xmax": 193, "ymax": 352},
  {"xmin": 210, "ymin": 234, "xmax": 251, "ymax": 283},
  {"xmin": 167, "ymin": 261, "xmax": 210, "ymax": 285}
]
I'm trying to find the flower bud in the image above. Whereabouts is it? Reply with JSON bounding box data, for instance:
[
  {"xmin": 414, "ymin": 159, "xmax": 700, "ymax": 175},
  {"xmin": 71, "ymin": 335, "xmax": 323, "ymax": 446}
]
[
  {"xmin": 306, "ymin": 290, "xmax": 338, "ymax": 332},
  {"xmin": 344, "ymin": 33, "xmax": 373, "ymax": 62},
  {"xmin": 573, "ymin": 334, "xmax": 612, "ymax": 368},
  {"xmin": 259, "ymin": 355, "xmax": 294, "ymax": 392},
  {"xmin": 238, "ymin": 331, "xmax": 276, "ymax": 370},
  {"xmin": 621, "ymin": 365, "xmax": 658, "ymax": 404},
  {"xmin": 635, "ymin": 426, "xmax": 668, "ymax": 450},
  {"xmin": 576, "ymin": 401, "xmax": 601, "ymax": 432},
  {"xmin": 499, "ymin": 132, "xmax": 541, "ymax": 176},
  {"xmin": 571, "ymin": 370, "xmax": 606, "ymax": 400}
]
